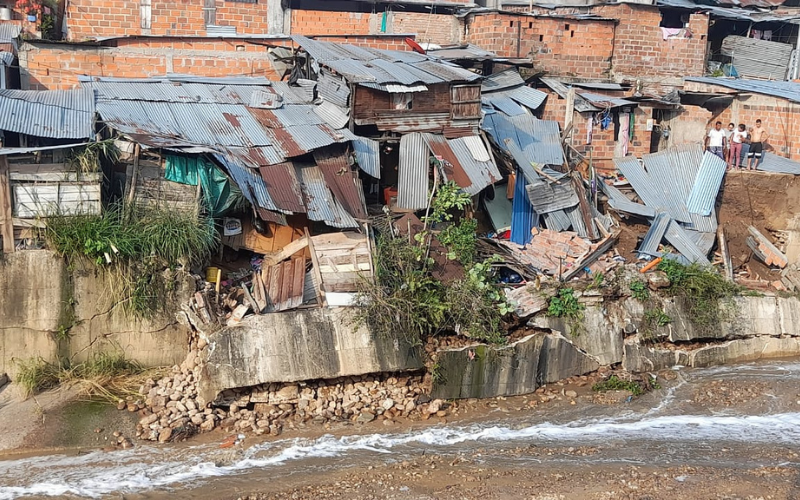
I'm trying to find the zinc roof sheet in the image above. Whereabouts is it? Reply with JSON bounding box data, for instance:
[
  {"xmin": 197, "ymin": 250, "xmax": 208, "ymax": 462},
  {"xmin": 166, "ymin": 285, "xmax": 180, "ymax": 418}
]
[
  {"xmin": 298, "ymin": 165, "xmax": 358, "ymax": 229},
  {"xmin": 313, "ymin": 101, "xmax": 350, "ymax": 130},
  {"xmin": 482, "ymin": 69, "xmax": 526, "ymax": 92},
  {"xmin": 258, "ymin": 161, "xmax": 306, "ymax": 213},
  {"xmin": 664, "ymin": 220, "xmax": 711, "ymax": 265},
  {"xmin": 758, "ymin": 152, "xmax": 800, "ymax": 174},
  {"xmin": 397, "ymin": 132, "xmax": 430, "ymax": 210},
  {"xmin": 511, "ymin": 167, "xmax": 539, "ymax": 245},
  {"xmin": 351, "ymin": 136, "xmax": 380, "ymax": 179},
  {"xmin": 486, "ymin": 95, "xmax": 527, "ymax": 116},
  {"xmin": 448, "ymin": 136, "xmax": 501, "ymax": 195},
  {"xmin": 597, "ymin": 180, "xmax": 656, "ymax": 218},
  {"xmin": 685, "ymin": 77, "xmax": 800, "ymax": 104},
  {"xmin": 541, "ymin": 209, "xmax": 571, "ymax": 232},
  {"xmin": 638, "ymin": 211, "xmax": 671, "ymax": 257},
  {"xmin": 483, "ymin": 112, "xmax": 564, "ymax": 167},
  {"xmin": 525, "ymin": 179, "xmax": 579, "ymax": 214},
  {"xmin": 313, "ymin": 147, "xmax": 367, "ymax": 220},
  {"xmin": 687, "ymin": 152, "xmax": 727, "ymax": 216},
  {"xmin": 216, "ymin": 152, "xmax": 283, "ymax": 212},
  {"xmin": 0, "ymin": 87, "xmax": 94, "ymax": 140}
]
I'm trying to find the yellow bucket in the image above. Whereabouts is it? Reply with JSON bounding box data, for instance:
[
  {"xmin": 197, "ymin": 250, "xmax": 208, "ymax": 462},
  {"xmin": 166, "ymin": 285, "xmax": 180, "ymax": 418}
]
[{"xmin": 206, "ymin": 267, "xmax": 221, "ymax": 283}]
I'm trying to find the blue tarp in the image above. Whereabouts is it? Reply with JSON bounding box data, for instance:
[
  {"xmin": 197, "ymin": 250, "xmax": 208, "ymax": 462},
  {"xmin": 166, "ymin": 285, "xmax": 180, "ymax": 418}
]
[{"xmin": 510, "ymin": 168, "xmax": 539, "ymax": 245}]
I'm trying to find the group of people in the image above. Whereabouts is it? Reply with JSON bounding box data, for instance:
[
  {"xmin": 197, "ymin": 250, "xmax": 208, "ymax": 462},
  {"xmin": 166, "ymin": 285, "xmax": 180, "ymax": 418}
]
[{"xmin": 705, "ymin": 119, "xmax": 769, "ymax": 170}]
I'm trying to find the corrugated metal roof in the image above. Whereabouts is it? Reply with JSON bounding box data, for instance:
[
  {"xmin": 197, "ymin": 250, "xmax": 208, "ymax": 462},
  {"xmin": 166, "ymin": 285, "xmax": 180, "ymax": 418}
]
[
  {"xmin": 313, "ymin": 101, "xmax": 350, "ymax": 129},
  {"xmin": 758, "ymin": 152, "xmax": 800, "ymax": 174},
  {"xmin": 448, "ymin": 136, "xmax": 500, "ymax": 195},
  {"xmin": 427, "ymin": 44, "xmax": 498, "ymax": 61},
  {"xmin": 483, "ymin": 112, "xmax": 564, "ymax": 167},
  {"xmin": 318, "ymin": 69, "xmax": 349, "ymax": 107},
  {"xmin": 293, "ymin": 35, "xmax": 480, "ymax": 86},
  {"xmin": 638, "ymin": 212, "xmax": 671, "ymax": 257},
  {"xmin": 686, "ymin": 152, "xmax": 727, "ymax": 216},
  {"xmin": 578, "ymin": 92, "xmax": 637, "ymax": 109},
  {"xmin": 541, "ymin": 209, "xmax": 571, "ymax": 232},
  {"xmin": 485, "ymin": 94, "xmax": 527, "ymax": 116},
  {"xmin": 215, "ymin": 152, "xmax": 284, "ymax": 213},
  {"xmin": 664, "ymin": 220, "xmax": 711, "ymax": 265},
  {"xmin": 397, "ymin": 132, "xmax": 430, "ymax": 210},
  {"xmin": 615, "ymin": 155, "xmax": 689, "ymax": 222},
  {"xmin": 270, "ymin": 81, "xmax": 314, "ymax": 105},
  {"xmin": 525, "ymin": 179, "xmax": 578, "ymax": 214},
  {"xmin": 0, "ymin": 87, "xmax": 94, "ymax": 139},
  {"xmin": 597, "ymin": 180, "xmax": 656, "ymax": 218},
  {"xmin": 684, "ymin": 77, "xmax": 800, "ymax": 104},
  {"xmin": 565, "ymin": 204, "xmax": 593, "ymax": 239},
  {"xmin": 422, "ymin": 133, "xmax": 473, "ymax": 190},
  {"xmin": 0, "ymin": 51, "xmax": 13, "ymax": 66},
  {"xmin": 0, "ymin": 24, "xmax": 21, "ymax": 41},
  {"xmin": 360, "ymin": 82, "xmax": 429, "ymax": 93},
  {"xmin": 482, "ymin": 69, "xmax": 526, "ymax": 92},
  {"xmin": 685, "ymin": 229, "xmax": 717, "ymax": 256},
  {"xmin": 351, "ymin": 136, "xmax": 380, "ymax": 179},
  {"xmin": 257, "ymin": 162, "xmax": 306, "ymax": 213},
  {"xmin": 511, "ymin": 167, "xmax": 539, "ymax": 245},
  {"xmin": 502, "ymin": 86, "xmax": 548, "ymax": 111},
  {"xmin": 313, "ymin": 146, "xmax": 367, "ymax": 220},
  {"xmin": 298, "ymin": 165, "xmax": 358, "ymax": 228},
  {"xmin": 539, "ymin": 77, "xmax": 599, "ymax": 113},
  {"xmin": 642, "ymin": 150, "xmax": 693, "ymax": 223},
  {"xmin": 502, "ymin": 136, "xmax": 541, "ymax": 183},
  {"xmin": 572, "ymin": 82, "xmax": 625, "ymax": 91},
  {"xmin": 721, "ymin": 35, "xmax": 792, "ymax": 81}
]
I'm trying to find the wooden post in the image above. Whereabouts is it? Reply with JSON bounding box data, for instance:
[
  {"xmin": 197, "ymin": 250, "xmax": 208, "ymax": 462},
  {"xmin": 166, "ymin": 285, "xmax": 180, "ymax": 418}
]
[
  {"xmin": 565, "ymin": 87, "xmax": 575, "ymax": 136},
  {"xmin": 0, "ymin": 156, "xmax": 14, "ymax": 253},
  {"xmin": 718, "ymin": 225, "xmax": 734, "ymax": 282},
  {"xmin": 305, "ymin": 228, "xmax": 327, "ymax": 307},
  {"xmin": 125, "ymin": 143, "xmax": 141, "ymax": 209}
]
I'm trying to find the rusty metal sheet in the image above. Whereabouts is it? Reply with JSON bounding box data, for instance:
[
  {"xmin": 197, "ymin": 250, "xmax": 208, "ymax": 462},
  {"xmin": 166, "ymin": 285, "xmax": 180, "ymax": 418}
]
[
  {"xmin": 421, "ymin": 133, "xmax": 472, "ymax": 190},
  {"xmin": 313, "ymin": 146, "xmax": 367, "ymax": 220},
  {"xmin": 258, "ymin": 162, "xmax": 305, "ymax": 213},
  {"xmin": 398, "ymin": 133, "xmax": 430, "ymax": 210}
]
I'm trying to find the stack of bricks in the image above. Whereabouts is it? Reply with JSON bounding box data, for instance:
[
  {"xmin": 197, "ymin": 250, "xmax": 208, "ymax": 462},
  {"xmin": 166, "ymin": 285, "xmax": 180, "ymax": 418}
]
[
  {"xmin": 500, "ymin": 227, "xmax": 593, "ymax": 276},
  {"xmin": 465, "ymin": 13, "xmax": 614, "ymax": 79}
]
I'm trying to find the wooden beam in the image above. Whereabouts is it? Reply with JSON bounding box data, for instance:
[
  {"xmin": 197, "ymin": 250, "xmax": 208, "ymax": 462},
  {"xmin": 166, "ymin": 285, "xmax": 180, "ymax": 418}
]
[
  {"xmin": 262, "ymin": 236, "xmax": 309, "ymax": 267},
  {"xmin": 125, "ymin": 143, "xmax": 141, "ymax": 208},
  {"xmin": 718, "ymin": 225, "xmax": 734, "ymax": 282},
  {"xmin": 0, "ymin": 156, "xmax": 14, "ymax": 253}
]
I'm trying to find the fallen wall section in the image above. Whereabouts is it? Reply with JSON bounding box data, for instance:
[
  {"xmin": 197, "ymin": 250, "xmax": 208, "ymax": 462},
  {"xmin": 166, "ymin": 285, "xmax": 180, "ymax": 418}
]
[{"xmin": 199, "ymin": 308, "xmax": 425, "ymax": 404}]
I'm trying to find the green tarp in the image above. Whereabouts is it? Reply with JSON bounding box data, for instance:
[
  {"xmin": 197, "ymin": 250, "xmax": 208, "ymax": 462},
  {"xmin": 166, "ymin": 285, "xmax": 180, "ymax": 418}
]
[{"xmin": 164, "ymin": 155, "xmax": 238, "ymax": 217}]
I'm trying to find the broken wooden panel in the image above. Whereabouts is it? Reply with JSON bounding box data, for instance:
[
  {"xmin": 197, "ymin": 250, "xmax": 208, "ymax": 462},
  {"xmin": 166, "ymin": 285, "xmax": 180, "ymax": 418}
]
[
  {"xmin": 222, "ymin": 215, "xmax": 309, "ymax": 256},
  {"xmin": 311, "ymin": 232, "xmax": 373, "ymax": 293}
]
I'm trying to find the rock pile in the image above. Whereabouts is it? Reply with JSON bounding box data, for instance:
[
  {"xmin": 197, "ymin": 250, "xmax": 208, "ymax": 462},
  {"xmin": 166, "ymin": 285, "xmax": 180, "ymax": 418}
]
[{"xmin": 131, "ymin": 348, "xmax": 438, "ymax": 443}]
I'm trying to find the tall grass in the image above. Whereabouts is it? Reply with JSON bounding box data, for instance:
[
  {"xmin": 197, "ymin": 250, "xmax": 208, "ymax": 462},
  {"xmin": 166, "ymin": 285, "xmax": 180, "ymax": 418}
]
[
  {"xmin": 42, "ymin": 204, "xmax": 218, "ymax": 317},
  {"xmin": 15, "ymin": 352, "xmax": 147, "ymax": 400}
]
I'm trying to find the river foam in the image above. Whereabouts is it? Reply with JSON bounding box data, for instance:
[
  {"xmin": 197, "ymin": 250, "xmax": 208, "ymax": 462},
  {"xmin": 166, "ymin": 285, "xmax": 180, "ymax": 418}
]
[{"xmin": 2, "ymin": 410, "xmax": 800, "ymax": 499}]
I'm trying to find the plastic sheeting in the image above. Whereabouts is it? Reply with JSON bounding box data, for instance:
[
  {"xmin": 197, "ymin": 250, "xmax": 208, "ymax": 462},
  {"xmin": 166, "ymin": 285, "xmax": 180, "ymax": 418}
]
[{"xmin": 165, "ymin": 155, "xmax": 237, "ymax": 217}]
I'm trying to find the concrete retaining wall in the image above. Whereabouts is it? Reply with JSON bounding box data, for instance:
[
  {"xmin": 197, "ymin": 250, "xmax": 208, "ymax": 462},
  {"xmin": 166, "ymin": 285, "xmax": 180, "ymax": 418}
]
[
  {"xmin": 199, "ymin": 308, "xmax": 425, "ymax": 404},
  {"xmin": 0, "ymin": 250, "xmax": 191, "ymax": 377}
]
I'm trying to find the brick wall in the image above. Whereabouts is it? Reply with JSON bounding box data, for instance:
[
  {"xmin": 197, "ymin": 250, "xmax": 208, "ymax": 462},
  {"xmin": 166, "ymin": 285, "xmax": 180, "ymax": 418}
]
[
  {"xmin": 465, "ymin": 13, "xmax": 614, "ymax": 79},
  {"xmin": 20, "ymin": 35, "xmax": 411, "ymax": 90},
  {"xmin": 66, "ymin": 0, "xmax": 271, "ymax": 41},
  {"xmin": 593, "ymin": 4, "xmax": 708, "ymax": 94},
  {"xmin": 390, "ymin": 12, "xmax": 461, "ymax": 46},
  {"xmin": 290, "ymin": 10, "xmax": 460, "ymax": 45}
]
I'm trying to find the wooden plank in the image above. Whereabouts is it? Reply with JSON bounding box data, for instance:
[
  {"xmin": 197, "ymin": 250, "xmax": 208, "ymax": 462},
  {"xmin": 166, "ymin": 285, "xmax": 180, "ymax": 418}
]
[
  {"xmin": 0, "ymin": 157, "xmax": 14, "ymax": 253},
  {"xmin": 267, "ymin": 264, "xmax": 282, "ymax": 310},
  {"xmin": 324, "ymin": 256, "xmax": 340, "ymax": 273},
  {"xmin": 279, "ymin": 260, "xmax": 294, "ymax": 310},
  {"xmin": 305, "ymin": 228, "xmax": 326, "ymax": 307},
  {"xmin": 241, "ymin": 282, "xmax": 260, "ymax": 315},
  {"xmin": 253, "ymin": 272, "xmax": 268, "ymax": 312},
  {"xmin": 272, "ymin": 223, "xmax": 297, "ymax": 252},
  {"xmin": 319, "ymin": 263, "xmax": 372, "ymax": 273},
  {"xmin": 262, "ymin": 236, "xmax": 308, "ymax": 267},
  {"xmin": 718, "ymin": 225, "xmax": 734, "ymax": 282},
  {"xmin": 290, "ymin": 257, "xmax": 306, "ymax": 308}
]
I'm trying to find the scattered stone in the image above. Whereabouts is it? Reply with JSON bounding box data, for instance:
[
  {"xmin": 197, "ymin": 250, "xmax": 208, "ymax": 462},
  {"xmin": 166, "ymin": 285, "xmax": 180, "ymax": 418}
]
[
  {"xmin": 357, "ymin": 411, "xmax": 376, "ymax": 424},
  {"xmin": 565, "ymin": 390, "xmax": 578, "ymax": 399},
  {"xmin": 158, "ymin": 428, "xmax": 173, "ymax": 443}
]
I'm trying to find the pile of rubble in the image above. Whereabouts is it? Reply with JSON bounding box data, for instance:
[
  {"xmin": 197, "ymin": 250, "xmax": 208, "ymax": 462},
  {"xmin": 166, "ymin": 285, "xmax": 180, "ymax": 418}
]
[{"xmin": 129, "ymin": 348, "xmax": 443, "ymax": 443}]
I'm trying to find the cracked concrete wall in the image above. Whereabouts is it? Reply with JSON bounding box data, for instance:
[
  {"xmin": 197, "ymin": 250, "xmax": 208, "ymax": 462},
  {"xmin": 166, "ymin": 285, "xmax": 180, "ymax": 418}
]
[
  {"xmin": 431, "ymin": 333, "xmax": 600, "ymax": 400},
  {"xmin": 0, "ymin": 250, "xmax": 191, "ymax": 378},
  {"xmin": 199, "ymin": 308, "xmax": 425, "ymax": 404}
]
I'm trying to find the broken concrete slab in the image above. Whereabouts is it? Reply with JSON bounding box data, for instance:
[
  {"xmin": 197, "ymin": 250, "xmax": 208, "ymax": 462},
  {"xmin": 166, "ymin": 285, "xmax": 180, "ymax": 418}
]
[
  {"xmin": 623, "ymin": 343, "xmax": 689, "ymax": 373},
  {"xmin": 529, "ymin": 303, "xmax": 626, "ymax": 366},
  {"xmin": 747, "ymin": 225, "xmax": 788, "ymax": 268},
  {"xmin": 199, "ymin": 307, "xmax": 424, "ymax": 405},
  {"xmin": 430, "ymin": 332, "xmax": 599, "ymax": 400}
]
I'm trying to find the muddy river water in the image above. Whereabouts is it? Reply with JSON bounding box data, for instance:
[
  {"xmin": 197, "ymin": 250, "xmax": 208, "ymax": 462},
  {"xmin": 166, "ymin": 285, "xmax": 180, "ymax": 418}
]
[{"xmin": 2, "ymin": 360, "xmax": 800, "ymax": 499}]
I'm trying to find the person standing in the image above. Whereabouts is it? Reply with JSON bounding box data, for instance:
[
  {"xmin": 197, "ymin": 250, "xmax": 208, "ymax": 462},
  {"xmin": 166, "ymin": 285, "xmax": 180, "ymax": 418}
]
[
  {"xmin": 705, "ymin": 121, "xmax": 726, "ymax": 160},
  {"xmin": 724, "ymin": 122, "xmax": 735, "ymax": 164},
  {"xmin": 747, "ymin": 119, "xmax": 769, "ymax": 170},
  {"xmin": 729, "ymin": 124, "xmax": 747, "ymax": 170}
]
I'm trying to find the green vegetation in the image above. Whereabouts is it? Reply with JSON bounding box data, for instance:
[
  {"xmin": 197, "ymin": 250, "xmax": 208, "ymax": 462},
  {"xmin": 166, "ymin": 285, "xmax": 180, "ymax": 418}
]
[
  {"xmin": 587, "ymin": 271, "xmax": 605, "ymax": 290},
  {"xmin": 43, "ymin": 204, "xmax": 217, "ymax": 317},
  {"xmin": 15, "ymin": 352, "xmax": 144, "ymax": 399},
  {"xmin": 67, "ymin": 140, "xmax": 120, "ymax": 173},
  {"xmin": 592, "ymin": 375, "xmax": 660, "ymax": 397},
  {"xmin": 657, "ymin": 259, "xmax": 740, "ymax": 332},
  {"xmin": 547, "ymin": 288, "xmax": 584, "ymax": 320},
  {"xmin": 629, "ymin": 280, "xmax": 650, "ymax": 300},
  {"xmin": 357, "ymin": 181, "xmax": 512, "ymax": 345},
  {"xmin": 643, "ymin": 308, "xmax": 672, "ymax": 327}
]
